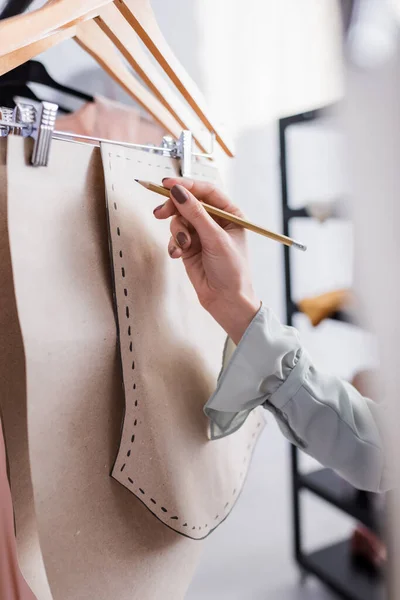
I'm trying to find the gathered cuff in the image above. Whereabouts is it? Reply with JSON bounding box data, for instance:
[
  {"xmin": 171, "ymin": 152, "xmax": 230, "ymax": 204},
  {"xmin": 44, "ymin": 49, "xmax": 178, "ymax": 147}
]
[{"xmin": 204, "ymin": 304, "xmax": 306, "ymax": 439}]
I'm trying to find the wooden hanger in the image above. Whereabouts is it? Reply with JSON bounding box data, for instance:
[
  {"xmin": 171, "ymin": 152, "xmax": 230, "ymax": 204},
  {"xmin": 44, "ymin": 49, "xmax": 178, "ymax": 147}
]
[
  {"xmin": 115, "ymin": 0, "xmax": 234, "ymax": 157},
  {"xmin": 0, "ymin": 28, "xmax": 76, "ymax": 77},
  {"xmin": 0, "ymin": 0, "xmax": 233, "ymax": 156},
  {"xmin": 0, "ymin": 0, "xmax": 112, "ymax": 56},
  {"xmin": 75, "ymin": 20, "xmax": 182, "ymax": 137},
  {"xmin": 0, "ymin": 25, "xmax": 183, "ymax": 137},
  {"xmin": 0, "ymin": 21, "xmax": 182, "ymax": 138},
  {"xmin": 96, "ymin": 4, "xmax": 210, "ymax": 153},
  {"xmin": 0, "ymin": 60, "xmax": 94, "ymax": 103}
]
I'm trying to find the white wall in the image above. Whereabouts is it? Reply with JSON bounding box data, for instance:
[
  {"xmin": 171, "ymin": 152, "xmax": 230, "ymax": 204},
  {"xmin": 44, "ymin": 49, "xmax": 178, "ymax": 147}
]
[{"xmin": 191, "ymin": 0, "xmax": 344, "ymax": 318}]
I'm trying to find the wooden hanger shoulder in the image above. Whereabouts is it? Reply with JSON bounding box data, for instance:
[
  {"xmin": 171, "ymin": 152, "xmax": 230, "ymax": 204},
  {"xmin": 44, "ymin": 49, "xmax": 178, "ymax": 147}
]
[
  {"xmin": 0, "ymin": 0, "xmax": 112, "ymax": 56},
  {"xmin": 0, "ymin": 27, "xmax": 77, "ymax": 76}
]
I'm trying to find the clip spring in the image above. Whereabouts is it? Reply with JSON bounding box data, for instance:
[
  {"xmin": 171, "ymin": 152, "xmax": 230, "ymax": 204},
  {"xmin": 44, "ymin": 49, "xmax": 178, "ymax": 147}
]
[{"xmin": 0, "ymin": 101, "xmax": 214, "ymax": 176}]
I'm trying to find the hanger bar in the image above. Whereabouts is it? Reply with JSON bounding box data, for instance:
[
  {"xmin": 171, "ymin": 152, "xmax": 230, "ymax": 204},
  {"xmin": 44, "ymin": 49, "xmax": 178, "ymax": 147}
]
[
  {"xmin": 115, "ymin": 0, "xmax": 234, "ymax": 157},
  {"xmin": 53, "ymin": 129, "xmax": 163, "ymax": 151},
  {"xmin": 0, "ymin": 122, "xmax": 212, "ymax": 160},
  {"xmin": 52, "ymin": 129, "xmax": 213, "ymax": 158},
  {"xmin": 0, "ymin": 99, "xmax": 209, "ymax": 176}
]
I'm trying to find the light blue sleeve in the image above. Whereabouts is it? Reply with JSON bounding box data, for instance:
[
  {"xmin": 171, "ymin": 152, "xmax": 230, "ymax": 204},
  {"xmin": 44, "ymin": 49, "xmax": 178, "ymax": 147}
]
[{"xmin": 204, "ymin": 304, "xmax": 391, "ymax": 492}]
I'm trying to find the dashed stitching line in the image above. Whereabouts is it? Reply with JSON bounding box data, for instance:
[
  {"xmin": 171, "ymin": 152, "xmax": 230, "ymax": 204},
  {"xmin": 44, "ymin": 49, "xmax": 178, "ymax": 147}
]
[
  {"xmin": 110, "ymin": 153, "xmax": 260, "ymax": 535},
  {"xmin": 111, "ymin": 180, "xmax": 140, "ymax": 507}
]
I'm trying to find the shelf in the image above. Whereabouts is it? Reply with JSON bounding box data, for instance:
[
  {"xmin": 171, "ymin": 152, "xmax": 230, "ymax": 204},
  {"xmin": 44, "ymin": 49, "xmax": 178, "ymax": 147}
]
[
  {"xmin": 283, "ymin": 206, "xmax": 348, "ymax": 222},
  {"xmin": 289, "ymin": 304, "xmax": 354, "ymax": 326},
  {"xmin": 329, "ymin": 310, "xmax": 353, "ymax": 325},
  {"xmin": 280, "ymin": 109, "xmax": 319, "ymax": 130},
  {"xmin": 298, "ymin": 468, "xmax": 377, "ymax": 531},
  {"xmin": 284, "ymin": 207, "xmax": 310, "ymax": 219},
  {"xmin": 283, "ymin": 207, "xmax": 347, "ymax": 222},
  {"xmin": 300, "ymin": 539, "xmax": 385, "ymax": 600}
]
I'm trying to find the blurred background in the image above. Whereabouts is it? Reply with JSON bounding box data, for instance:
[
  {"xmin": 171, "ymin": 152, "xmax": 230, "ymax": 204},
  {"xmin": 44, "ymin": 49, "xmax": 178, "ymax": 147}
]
[{"xmin": 1, "ymin": 0, "xmax": 398, "ymax": 599}]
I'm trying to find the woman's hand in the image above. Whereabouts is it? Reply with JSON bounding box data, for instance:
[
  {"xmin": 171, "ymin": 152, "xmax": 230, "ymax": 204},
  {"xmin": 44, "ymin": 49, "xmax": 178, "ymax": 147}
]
[{"xmin": 153, "ymin": 177, "xmax": 260, "ymax": 344}]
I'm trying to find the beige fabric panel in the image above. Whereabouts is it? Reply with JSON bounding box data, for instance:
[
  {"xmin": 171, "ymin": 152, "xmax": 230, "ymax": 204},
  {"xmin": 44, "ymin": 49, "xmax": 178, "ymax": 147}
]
[
  {"xmin": 6, "ymin": 136, "xmax": 201, "ymax": 600},
  {"xmin": 102, "ymin": 144, "xmax": 265, "ymax": 540},
  {"xmin": 0, "ymin": 137, "xmax": 51, "ymax": 600}
]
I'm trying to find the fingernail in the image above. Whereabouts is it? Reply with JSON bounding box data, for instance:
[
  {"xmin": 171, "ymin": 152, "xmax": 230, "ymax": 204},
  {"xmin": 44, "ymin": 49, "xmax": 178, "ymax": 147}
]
[
  {"xmin": 168, "ymin": 245, "xmax": 178, "ymax": 257},
  {"xmin": 176, "ymin": 232, "xmax": 188, "ymax": 248},
  {"xmin": 153, "ymin": 204, "xmax": 164, "ymax": 214},
  {"xmin": 171, "ymin": 185, "xmax": 188, "ymax": 204},
  {"xmin": 162, "ymin": 177, "xmax": 170, "ymax": 183}
]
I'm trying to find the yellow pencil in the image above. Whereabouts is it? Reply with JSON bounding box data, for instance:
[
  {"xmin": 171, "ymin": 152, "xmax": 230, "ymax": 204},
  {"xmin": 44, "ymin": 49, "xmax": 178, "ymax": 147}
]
[{"xmin": 135, "ymin": 180, "xmax": 307, "ymax": 252}]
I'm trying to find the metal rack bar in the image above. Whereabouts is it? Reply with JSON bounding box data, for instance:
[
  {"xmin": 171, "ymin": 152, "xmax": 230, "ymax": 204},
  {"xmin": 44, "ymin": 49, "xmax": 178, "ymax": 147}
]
[{"xmin": 1, "ymin": 101, "xmax": 216, "ymax": 175}]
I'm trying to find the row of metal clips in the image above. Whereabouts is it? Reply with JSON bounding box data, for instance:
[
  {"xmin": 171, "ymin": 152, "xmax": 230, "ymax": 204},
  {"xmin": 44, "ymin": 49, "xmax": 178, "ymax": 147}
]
[{"xmin": 0, "ymin": 101, "xmax": 215, "ymax": 176}]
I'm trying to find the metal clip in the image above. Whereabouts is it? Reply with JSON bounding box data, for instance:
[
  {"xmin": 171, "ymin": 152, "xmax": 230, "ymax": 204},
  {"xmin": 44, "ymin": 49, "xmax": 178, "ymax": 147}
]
[
  {"xmin": 148, "ymin": 130, "xmax": 194, "ymax": 176},
  {"xmin": 30, "ymin": 102, "xmax": 58, "ymax": 167},
  {"xmin": 0, "ymin": 101, "xmax": 58, "ymax": 166},
  {"xmin": 0, "ymin": 104, "xmax": 35, "ymax": 138},
  {"xmin": 175, "ymin": 130, "xmax": 193, "ymax": 177},
  {"xmin": 160, "ymin": 135, "xmax": 176, "ymax": 157}
]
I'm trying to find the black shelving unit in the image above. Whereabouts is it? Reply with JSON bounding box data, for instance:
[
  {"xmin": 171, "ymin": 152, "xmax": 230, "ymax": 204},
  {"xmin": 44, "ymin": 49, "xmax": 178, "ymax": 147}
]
[{"xmin": 279, "ymin": 108, "xmax": 385, "ymax": 600}]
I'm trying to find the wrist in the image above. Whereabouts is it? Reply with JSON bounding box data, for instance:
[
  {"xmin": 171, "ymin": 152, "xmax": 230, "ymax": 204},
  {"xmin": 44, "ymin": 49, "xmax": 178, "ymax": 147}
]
[{"xmin": 210, "ymin": 294, "xmax": 261, "ymax": 345}]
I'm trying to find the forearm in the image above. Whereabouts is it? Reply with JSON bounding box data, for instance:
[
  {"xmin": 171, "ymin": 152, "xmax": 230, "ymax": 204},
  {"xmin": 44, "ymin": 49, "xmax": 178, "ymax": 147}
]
[
  {"xmin": 205, "ymin": 304, "xmax": 391, "ymax": 492},
  {"xmin": 206, "ymin": 293, "xmax": 261, "ymax": 346}
]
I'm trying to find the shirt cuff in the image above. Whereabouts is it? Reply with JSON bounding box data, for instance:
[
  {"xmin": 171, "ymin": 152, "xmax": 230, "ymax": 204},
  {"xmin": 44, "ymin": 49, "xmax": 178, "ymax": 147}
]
[{"xmin": 204, "ymin": 304, "xmax": 305, "ymax": 439}]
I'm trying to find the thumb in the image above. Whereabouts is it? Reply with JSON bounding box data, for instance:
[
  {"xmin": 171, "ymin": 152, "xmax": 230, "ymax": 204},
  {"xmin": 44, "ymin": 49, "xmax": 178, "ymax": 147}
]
[{"xmin": 170, "ymin": 184, "xmax": 223, "ymax": 248}]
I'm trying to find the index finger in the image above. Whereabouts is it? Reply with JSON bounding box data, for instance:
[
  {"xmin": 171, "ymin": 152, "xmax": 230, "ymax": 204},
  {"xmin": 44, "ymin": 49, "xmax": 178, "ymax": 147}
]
[{"xmin": 162, "ymin": 177, "xmax": 243, "ymax": 217}]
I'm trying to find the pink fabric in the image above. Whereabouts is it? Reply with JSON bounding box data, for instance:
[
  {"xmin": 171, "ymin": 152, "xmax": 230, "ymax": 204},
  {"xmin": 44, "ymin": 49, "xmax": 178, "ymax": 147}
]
[
  {"xmin": 0, "ymin": 421, "xmax": 37, "ymax": 600},
  {"xmin": 56, "ymin": 96, "xmax": 165, "ymax": 145}
]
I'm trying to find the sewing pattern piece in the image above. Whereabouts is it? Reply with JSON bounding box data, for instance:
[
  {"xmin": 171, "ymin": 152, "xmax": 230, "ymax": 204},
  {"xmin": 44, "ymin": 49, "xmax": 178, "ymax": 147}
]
[{"xmin": 102, "ymin": 145, "xmax": 265, "ymax": 540}]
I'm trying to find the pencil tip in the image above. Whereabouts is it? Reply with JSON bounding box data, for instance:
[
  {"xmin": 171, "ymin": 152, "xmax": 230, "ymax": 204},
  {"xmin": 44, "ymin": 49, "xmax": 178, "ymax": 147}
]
[{"xmin": 134, "ymin": 179, "xmax": 139, "ymax": 182}]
